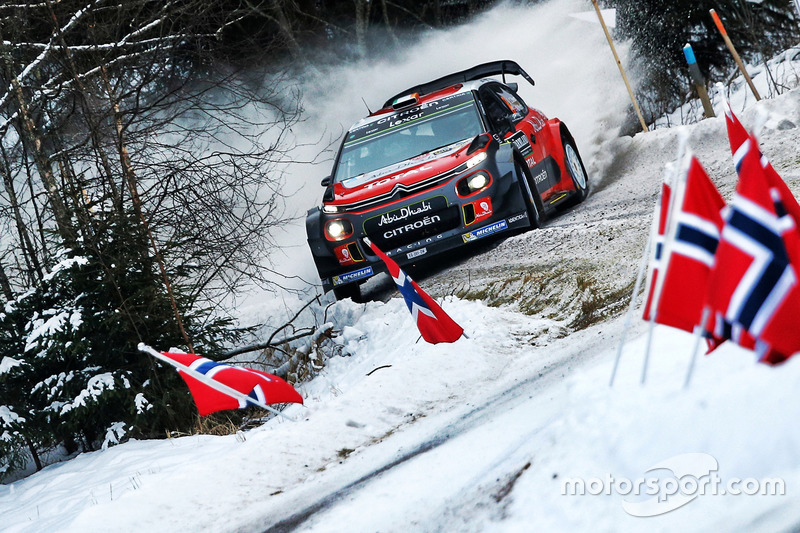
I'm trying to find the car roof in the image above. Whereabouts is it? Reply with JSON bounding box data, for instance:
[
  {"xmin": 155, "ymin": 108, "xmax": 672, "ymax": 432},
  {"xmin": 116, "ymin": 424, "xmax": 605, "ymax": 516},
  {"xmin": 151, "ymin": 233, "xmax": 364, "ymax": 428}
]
[
  {"xmin": 381, "ymin": 60, "xmax": 534, "ymax": 108},
  {"xmin": 346, "ymin": 82, "xmax": 480, "ymax": 131},
  {"xmin": 345, "ymin": 60, "xmax": 535, "ymax": 132}
]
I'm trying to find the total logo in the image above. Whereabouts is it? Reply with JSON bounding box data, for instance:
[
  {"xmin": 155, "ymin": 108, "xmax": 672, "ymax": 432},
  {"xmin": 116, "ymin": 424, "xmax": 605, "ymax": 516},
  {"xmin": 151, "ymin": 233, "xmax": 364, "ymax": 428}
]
[{"xmin": 364, "ymin": 165, "xmax": 435, "ymax": 190}]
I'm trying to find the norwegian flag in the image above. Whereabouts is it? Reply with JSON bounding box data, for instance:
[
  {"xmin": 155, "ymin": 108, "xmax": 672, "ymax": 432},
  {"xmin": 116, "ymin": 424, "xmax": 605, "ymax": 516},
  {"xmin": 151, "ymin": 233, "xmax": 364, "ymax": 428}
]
[
  {"xmin": 364, "ymin": 237, "xmax": 464, "ymax": 344},
  {"xmin": 703, "ymin": 130, "xmax": 800, "ymax": 364},
  {"xmin": 155, "ymin": 351, "xmax": 303, "ymax": 416},
  {"xmin": 723, "ymin": 101, "xmax": 800, "ymax": 226},
  {"xmin": 642, "ymin": 178, "xmax": 673, "ymax": 322},
  {"xmin": 648, "ymin": 155, "xmax": 726, "ymax": 334}
]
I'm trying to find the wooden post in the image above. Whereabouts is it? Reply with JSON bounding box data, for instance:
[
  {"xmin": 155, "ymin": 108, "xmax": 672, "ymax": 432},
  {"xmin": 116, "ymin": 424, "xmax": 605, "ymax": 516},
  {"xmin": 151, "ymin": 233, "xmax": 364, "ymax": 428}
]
[
  {"xmin": 683, "ymin": 44, "xmax": 716, "ymax": 118},
  {"xmin": 591, "ymin": 0, "xmax": 649, "ymax": 132},
  {"xmin": 709, "ymin": 9, "xmax": 761, "ymax": 101}
]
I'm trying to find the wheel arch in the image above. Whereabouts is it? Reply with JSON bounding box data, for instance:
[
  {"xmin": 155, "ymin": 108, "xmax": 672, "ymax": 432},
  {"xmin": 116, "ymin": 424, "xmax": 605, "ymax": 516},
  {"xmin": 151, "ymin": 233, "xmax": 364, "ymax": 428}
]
[
  {"xmin": 559, "ymin": 123, "xmax": 590, "ymax": 206},
  {"xmin": 544, "ymin": 120, "xmax": 585, "ymax": 193},
  {"xmin": 559, "ymin": 122, "xmax": 575, "ymax": 147},
  {"xmin": 511, "ymin": 149, "xmax": 546, "ymax": 226}
]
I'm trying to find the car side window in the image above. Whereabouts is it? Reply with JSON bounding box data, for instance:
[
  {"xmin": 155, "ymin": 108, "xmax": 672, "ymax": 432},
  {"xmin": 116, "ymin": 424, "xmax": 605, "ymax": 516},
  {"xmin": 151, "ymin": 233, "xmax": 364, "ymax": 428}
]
[
  {"xmin": 490, "ymin": 85, "xmax": 528, "ymax": 122},
  {"xmin": 479, "ymin": 88, "xmax": 512, "ymax": 134}
]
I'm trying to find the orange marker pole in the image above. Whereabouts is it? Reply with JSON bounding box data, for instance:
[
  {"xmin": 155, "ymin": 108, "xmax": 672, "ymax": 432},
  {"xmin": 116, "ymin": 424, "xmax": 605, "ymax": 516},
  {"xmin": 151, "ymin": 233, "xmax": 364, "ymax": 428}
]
[{"xmin": 710, "ymin": 9, "xmax": 761, "ymax": 101}]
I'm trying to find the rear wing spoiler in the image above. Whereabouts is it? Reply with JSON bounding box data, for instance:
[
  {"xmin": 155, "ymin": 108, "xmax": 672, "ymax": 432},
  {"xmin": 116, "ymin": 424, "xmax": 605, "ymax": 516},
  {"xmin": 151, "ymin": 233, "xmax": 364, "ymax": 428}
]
[{"xmin": 382, "ymin": 60, "xmax": 535, "ymax": 109}]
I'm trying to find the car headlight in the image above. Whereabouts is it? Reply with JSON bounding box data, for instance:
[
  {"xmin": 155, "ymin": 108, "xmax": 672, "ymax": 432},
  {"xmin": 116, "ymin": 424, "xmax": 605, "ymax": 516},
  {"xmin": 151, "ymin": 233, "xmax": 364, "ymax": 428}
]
[
  {"xmin": 467, "ymin": 173, "xmax": 490, "ymax": 191},
  {"xmin": 324, "ymin": 218, "xmax": 354, "ymax": 241},
  {"xmin": 465, "ymin": 152, "xmax": 487, "ymax": 169},
  {"xmin": 457, "ymin": 171, "xmax": 491, "ymax": 196}
]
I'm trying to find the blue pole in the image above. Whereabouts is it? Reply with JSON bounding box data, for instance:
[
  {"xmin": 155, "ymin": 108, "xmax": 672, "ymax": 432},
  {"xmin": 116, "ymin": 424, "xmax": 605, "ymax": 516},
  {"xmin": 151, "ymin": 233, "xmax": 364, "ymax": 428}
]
[
  {"xmin": 683, "ymin": 43, "xmax": 697, "ymax": 66},
  {"xmin": 683, "ymin": 43, "xmax": 716, "ymax": 118}
]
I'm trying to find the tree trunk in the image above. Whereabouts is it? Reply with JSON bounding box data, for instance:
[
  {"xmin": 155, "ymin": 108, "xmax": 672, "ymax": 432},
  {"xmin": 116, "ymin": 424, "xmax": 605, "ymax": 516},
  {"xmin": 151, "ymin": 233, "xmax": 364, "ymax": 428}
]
[
  {"xmin": 46, "ymin": 0, "xmax": 122, "ymax": 213},
  {"xmin": 241, "ymin": 0, "xmax": 305, "ymax": 62},
  {"xmin": 270, "ymin": 0, "xmax": 304, "ymax": 62},
  {"xmin": 3, "ymin": 67, "xmax": 75, "ymax": 245},
  {"xmin": 0, "ymin": 259, "xmax": 13, "ymax": 301},
  {"xmin": 380, "ymin": 0, "xmax": 401, "ymax": 48},
  {"xmin": 23, "ymin": 434, "xmax": 43, "ymax": 472},
  {"xmin": 1, "ymin": 156, "xmax": 44, "ymax": 282},
  {"xmin": 99, "ymin": 65, "xmax": 194, "ymax": 353},
  {"xmin": 22, "ymin": 152, "xmax": 51, "ymax": 265},
  {"xmin": 354, "ymin": 0, "xmax": 370, "ymax": 57},
  {"xmin": 8, "ymin": 81, "xmax": 75, "ymax": 244}
]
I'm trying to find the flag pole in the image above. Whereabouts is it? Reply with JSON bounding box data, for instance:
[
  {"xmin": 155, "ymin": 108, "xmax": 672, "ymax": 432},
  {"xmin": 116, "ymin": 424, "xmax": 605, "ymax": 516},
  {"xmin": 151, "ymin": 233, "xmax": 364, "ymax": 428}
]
[
  {"xmin": 683, "ymin": 308, "xmax": 711, "ymax": 389},
  {"xmin": 638, "ymin": 201, "xmax": 662, "ymax": 386},
  {"xmin": 641, "ymin": 132, "xmax": 690, "ymax": 384},
  {"xmin": 138, "ymin": 343, "xmax": 297, "ymax": 422},
  {"xmin": 610, "ymin": 232, "xmax": 651, "ymax": 387},
  {"xmin": 641, "ymin": 318, "xmax": 656, "ymax": 385}
]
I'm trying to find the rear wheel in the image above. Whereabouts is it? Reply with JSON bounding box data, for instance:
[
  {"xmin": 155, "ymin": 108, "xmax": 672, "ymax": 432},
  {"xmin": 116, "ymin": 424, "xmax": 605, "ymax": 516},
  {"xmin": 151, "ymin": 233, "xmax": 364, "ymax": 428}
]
[
  {"xmin": 333, "ymin": 283, "xmax": 362, "ymax": 302},
  {"xmin": 516, "ymin": 161, "xmax": 544, "ymax": 229},
  {"xmin": 563, "ymin": 136, "xmax": 589, "ymax": 205}
]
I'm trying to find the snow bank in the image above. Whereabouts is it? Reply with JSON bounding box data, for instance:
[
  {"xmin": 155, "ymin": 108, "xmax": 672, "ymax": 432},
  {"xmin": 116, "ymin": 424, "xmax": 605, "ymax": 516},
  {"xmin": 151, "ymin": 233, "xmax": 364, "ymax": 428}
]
[{"xmin": 3, "ymin": 297, "xmax": 799, "ymax": 532}]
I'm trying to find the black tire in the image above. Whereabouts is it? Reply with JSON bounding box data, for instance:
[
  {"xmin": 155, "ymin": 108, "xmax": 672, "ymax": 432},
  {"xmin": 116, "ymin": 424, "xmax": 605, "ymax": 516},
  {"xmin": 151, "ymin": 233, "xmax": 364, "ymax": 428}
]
[
  {"xmin": 515, "ymin": 161, "xmax": 544, "ymax": 229},
  {"xmin": 333, "ymin": 283, "xmax": 362, "ymax": 302},
  {"xmin": 562, "ymin": 136, "xmax": 589, "ymax": 206}
]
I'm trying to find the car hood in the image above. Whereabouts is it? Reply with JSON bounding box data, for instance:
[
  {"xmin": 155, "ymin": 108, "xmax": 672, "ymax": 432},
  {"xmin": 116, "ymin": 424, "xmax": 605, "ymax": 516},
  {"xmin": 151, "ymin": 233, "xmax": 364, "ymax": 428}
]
[{"xmin": 329, "ymin": 139, "xmax": 472, "ymax": 206}]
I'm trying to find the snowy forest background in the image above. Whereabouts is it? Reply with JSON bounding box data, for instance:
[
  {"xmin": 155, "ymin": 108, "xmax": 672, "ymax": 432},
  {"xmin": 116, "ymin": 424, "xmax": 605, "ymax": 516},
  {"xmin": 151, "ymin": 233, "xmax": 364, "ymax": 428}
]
[{"xmin": 1, "ymin": 0, "xmax": 799, "ymax": 482}]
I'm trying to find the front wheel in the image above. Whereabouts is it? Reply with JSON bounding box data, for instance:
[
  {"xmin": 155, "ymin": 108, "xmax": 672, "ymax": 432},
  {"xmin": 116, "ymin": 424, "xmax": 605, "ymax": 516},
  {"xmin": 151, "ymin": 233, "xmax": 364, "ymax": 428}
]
[{"xmin": 562, "ymin": 137, "xmax": 589, "ymax": 206}]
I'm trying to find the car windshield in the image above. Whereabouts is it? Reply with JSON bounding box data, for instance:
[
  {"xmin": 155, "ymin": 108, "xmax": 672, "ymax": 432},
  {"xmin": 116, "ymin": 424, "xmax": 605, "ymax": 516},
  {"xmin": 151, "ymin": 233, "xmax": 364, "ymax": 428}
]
[{"xmin": 334, "ymin": 92, "xmax": 483, "ymax": 184}]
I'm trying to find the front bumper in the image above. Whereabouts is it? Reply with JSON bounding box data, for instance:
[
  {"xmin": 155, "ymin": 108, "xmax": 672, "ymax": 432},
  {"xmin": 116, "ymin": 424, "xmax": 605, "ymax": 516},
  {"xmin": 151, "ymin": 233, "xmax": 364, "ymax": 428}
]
[{"xmin": 306, "ymin": 151, "xmax": 531, "ymax": 292}]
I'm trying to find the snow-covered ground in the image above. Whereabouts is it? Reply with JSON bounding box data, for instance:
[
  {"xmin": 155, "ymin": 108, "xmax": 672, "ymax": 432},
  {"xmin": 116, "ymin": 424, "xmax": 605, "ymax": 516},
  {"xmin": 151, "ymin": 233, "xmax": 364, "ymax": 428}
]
[
  {"xmin": 3, "ymin": 300, "xmax": 800, "ymax": 532},
  {"xmin": 3, "ymin": 1, "xmax": 800, "ymax": 531}
]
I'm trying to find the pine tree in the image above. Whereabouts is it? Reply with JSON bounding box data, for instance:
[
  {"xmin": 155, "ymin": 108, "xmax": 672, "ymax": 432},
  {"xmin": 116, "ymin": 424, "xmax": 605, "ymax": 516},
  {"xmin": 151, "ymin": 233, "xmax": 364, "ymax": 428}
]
[
  {"xmin": 0, "ymin": 207, "xmax": 241, "ymax": 480},
  {"xmin": 608, "ymin": 0, "xmax": 800, "ymax": 122}
]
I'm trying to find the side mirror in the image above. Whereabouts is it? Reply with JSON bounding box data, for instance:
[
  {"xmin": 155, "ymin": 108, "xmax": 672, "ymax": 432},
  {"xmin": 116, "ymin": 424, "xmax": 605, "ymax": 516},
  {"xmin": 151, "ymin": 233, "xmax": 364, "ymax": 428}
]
[
  {"xmin": 320, "ymin": 176, "xmax": 332, "ymax": 187},
  {"xmin": 466, "ymin": 133, "xmax": 499, "ymax": 155},
  {"xmin": 507, "ymin": 82, "xmax": 518, "ymax": 92}
]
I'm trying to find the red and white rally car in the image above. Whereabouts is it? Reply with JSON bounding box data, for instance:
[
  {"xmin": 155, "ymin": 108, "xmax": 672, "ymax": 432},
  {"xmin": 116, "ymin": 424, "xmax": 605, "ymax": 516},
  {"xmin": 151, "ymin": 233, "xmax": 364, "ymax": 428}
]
[{"xmin": 306, "ymin": 60, "xmax": 589, "ymax": 300}]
